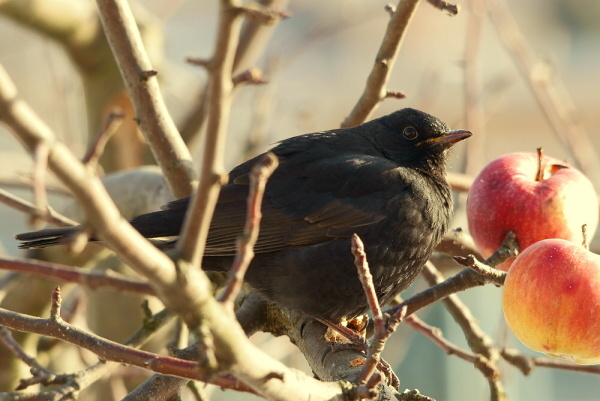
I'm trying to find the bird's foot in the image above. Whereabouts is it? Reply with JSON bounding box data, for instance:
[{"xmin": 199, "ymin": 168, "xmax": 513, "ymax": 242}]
[
  {"xmin": 317, "ymin": 316, "xmax": 400, "ymax": 390},
  {"xmin": 318, "ymin": 316, "xmax": 368, "ymax": 346},
  {"xmin": 317, "ymin": 316, "xmax": 369, "ymax": 364}
]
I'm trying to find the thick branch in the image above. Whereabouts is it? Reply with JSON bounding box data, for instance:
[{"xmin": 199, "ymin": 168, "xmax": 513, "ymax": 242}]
[
  {"xmin": 0, "ymin": 57, "xmax": 352, "ymax": 401},
  {"xmin": 96, "ymin": 0, "xmax": 196, "ymax": 198}
]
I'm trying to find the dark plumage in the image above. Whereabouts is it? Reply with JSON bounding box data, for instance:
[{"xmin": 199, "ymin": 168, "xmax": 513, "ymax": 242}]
[{"xmin": 16, "ymin": 108, "xmax": 471, "ymax": 322}]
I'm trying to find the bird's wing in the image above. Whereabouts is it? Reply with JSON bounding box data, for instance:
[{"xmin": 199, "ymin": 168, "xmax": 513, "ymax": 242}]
[{"xmin": 203, "ymin": 149, "xmax": 399, "ymax": 256}]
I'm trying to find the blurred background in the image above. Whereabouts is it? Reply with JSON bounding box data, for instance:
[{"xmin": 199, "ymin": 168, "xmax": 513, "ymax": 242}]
[{"xmin": 0, "ymin": 0, "xmax": 599, "ymax": 400}]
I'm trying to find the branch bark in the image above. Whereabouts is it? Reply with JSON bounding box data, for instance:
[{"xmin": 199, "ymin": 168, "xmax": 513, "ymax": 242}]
[
  {"xmin": 96, "ymin": 0, "xmax": 196, "ymax": 198},
  {"xmin": 342, "ymin": 0, "xmax": 421, "ymax": 127}
]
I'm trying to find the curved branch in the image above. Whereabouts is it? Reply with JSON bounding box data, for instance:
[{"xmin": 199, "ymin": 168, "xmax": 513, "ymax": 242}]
[{"xmin": 96, "ymin": 0, "xmax": 197, "ymax": 198}]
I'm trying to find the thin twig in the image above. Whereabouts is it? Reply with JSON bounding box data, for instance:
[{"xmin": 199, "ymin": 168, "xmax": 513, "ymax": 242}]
[
  {"xmin": 0, "ymin": 188, "xmax": 78, "ymax": 227},
  {"xmin": 387, "ymin": 231, "xmax": 518, "ymax": 317},
  {"xmin": 0, "ymin": 306, "xmax": 230, "ymax": 386},
  {"xmin": 342, "ymin": 0, "xmax": 421, "ymax": 127},
  {"xmin": 11, "ymin": 307, "xmax": 177, "ymax": 397},
  {"xmin": 177, "ymin": 0, "xmax": 243, "ymax": 267},
  {"xmin": 350, "ymin": 234, "xmax": 404, "ymax": 394},
  {"xmin": 501, "ymin": 348, "xmax": 600, "ymax": 376},
  {"xmin": 0, "ymin": 326, "xmax": 51, "ymax": 374},
  {"xmin": 406, "ymin": 315, "xmax": 499, "ymax": 380},
  {"xmin": 479, "ymin": 230, "xmax": 519, "ymax": 268},
  {"xmin": 0, "ymin": 174, "xmax": 71, "ymax": 195},
  {"xmin": 82, "ymin": 110, "xmax": 125, "ymax": 168},
  {"xmin": 407, "ymin": 313, "xmax": 506, "ymax": 400},
  {"xmin": 352, "ymin": 234, "xmax": 383, "ymax": 322},
  {"xmin": 232, "ymin": 67, "xmax": 268, "ymax": 87},
  {"xmin": 463, "ymin": 0, "xmax": 485, "ymax": 175},
  {"xmin": 95, "ymin": 0, "xmax": 196, "ymax": 198},
  {"xmin": 485, "ymin": 0, "xmax": 600, "ymax": 187},
  {"xmin": 239, "ymin": 2, "xmax": 290, "ymax": 25},
  {"xmin": 0, "ymin": 257, "xmax": 156, "ymax": 296},
  {"xmin": 447, "ymin": 171, "xmax": 474, "ymax": 192},
  {"xmin": 218, "ymin": 152, "xmax": 279, "ymax": 306},
  {"xmin": 31, "ymin": 142, "xmax": 50, "ymax": 226},
  {"xmin": 426, "ymin": 0, "xmax": 459, "ymax": 15},
  {"xmin": 180, "ymin": 0, "xmax": 286, "ymax": 149},
  {"xmin": 453, "ymin": 255, "xmax": 507, "ymax": 283},
  {"xmin": 421, "ymin": 262, "xmax": 497, "ymax": 355},
  {"xmin": 420, "ymin": 263, "xmax": 506, "ymax": 400}
]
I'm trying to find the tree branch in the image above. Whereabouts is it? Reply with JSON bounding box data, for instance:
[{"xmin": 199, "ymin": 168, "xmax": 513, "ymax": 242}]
[
  {"xmin": 96, "ymin": 0, "xmax": 196, "ymax": 198},
  {"xmin": 342, "ymin": 0, "xmax": 421, "ymax": 127},
  {"xmin": 177, "ymin": 0, "xmax": 242, "ymax": 267}
]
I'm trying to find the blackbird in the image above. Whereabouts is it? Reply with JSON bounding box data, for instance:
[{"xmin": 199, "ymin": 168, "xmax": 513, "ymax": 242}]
[{"xmin": 16, "ymin": 108, "xmax": 471, "ymax": 323}]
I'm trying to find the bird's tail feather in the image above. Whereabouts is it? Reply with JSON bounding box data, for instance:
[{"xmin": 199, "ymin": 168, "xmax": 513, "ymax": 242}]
[
  {"xmin": 16, "ymin": 208, "xmax": 185, "ymax": 249},
  {"xmin": 15, "ymin": 227, "xmax": 82, "ymax": 249}
]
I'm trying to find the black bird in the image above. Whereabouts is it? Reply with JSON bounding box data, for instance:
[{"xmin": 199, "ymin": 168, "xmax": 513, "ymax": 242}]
[{"xmin": 16, "ymin": 108, "xmax": 471, "ymax": 323}]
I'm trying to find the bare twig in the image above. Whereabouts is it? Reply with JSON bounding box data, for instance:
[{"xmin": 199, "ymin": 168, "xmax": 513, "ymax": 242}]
[
  {"xmin": 350, "ymin": 234, "xmax": 404, "ymax": 394},
  {"xmin": 342, "ymin": 0, "xmax": 421, "ymax": 127},
  {"xmin": 407, "ymin": 314, "xmax": 505, "ymax": 401},
  {"xmin": 218, "ymin": 153, "xmax": 279, "ymax": 306},
  {"xmin": 233, "ymin": 0, "xmax": 290, "ymax": 72},
  {"xmin": 96, "ymin": 0, "xmax": 196, "ymax": 198},
  {"xmin": 180, "ymin": 0, "xmax": 289, "ymax": 145},
  {"xmin": 426, "ymin": 0, "xmax": 459, "ymax": 15},
  {"xmin": 501, "ymin": 348, "xmax": 600, "ymax": 376},
  {"xmin": 0, "ymin": 257, "xmax": 156, "ymax": 296},
  {"xmin": 352, "ymin": 234, "xmax": 383, "ymax": 323},
  {"xmin": 435, "ymin": 228, "xmax": 480, "ymax": 259},
  {"xmin": 421, "ymin": 263, "xmax": 496, "ymax": 355},
  {"xmin": 31, "ymin": 142, "xmax": 50, "ymax": 226},
  {"xmin": 447, "ymin": 171, "xmax": 474, "ymax": 192},
  {"xmin": 0, "ymin": 305, "xmax": 235, "ymax": 387},
  {"xmin": 453, "ymin": 254, "xmax": 507, "ymax": 283},
  {"xmin": 232, "ymin": 68, "xmax": 269, "ymax": 87},
  {"xmin": 82, "ymin": 110, "xmax": 125, "ymax": 168},
  {"xmin": 239, "ymin": 2, "xmax": 290, "ymax": 25},
  {"xmin": 480, "ymin": 230, "xmax": 519, "ymax": 268},
  {"xmin": 0, "ymin": 62, "xmax": 177, "ymax": 304},
  {"xmin": 0, "ymin": 174, "xmax": 71, "ymax": 195},
  {"xmin": 485, "ymin": 0, "xmax": 600, "ymax": 187},
  {"xmin": 177, "ymin": 0, "xmax": 242, "ymax": 267},
  {"xmin": 6, "ymin": 306, "xmax": 178, "ymax": 398},
  {"xmin": 420, "ymin": 262, "xmax": 506, "ymax": 400},
  {"xmin": 388, "ymin": 231, "xmax": 517, "ymax": 317},
  {"xmin": 406, "ymin": 315, "xmax": 498, "ymax": 378},
  {"xmin": 0, "ymin": 188, "xmax": 78, "ymax": 227},
  {"xmin": 463, "ymin": 0, "xmax": 485, "ymax": 175},
  {"xmin": 0, "ymin": 326, "xmax": 50, "ymax": 375}
]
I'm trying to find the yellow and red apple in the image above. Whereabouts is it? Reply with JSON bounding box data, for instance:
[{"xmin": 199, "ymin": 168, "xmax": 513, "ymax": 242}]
[
  {"xmin": 502, "ymin": 238, "xmax": 600, "ymax": 364},
  {"xmin": 467, "ymin": 152, "xmax": 598, "ymax": 271}
]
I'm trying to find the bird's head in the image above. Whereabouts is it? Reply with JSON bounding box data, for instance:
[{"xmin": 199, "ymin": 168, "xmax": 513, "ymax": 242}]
[{"xmin": 368, "ymin": 108, "xmax": 472, "ymax": 174}]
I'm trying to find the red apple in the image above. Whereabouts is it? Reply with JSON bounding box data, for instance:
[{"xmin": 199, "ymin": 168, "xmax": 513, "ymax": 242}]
[
  {"xmin": 502, "ymin": 238, "xmax": 600, "ymax": 364},
  {"xmin": 467, "ymin": 151, "xmax": 598, "ymax": 271}
]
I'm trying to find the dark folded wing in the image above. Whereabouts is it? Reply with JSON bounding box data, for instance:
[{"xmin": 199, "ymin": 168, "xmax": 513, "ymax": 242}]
[{"xmin": 203, "ymin": 146, "xmax": 398, "ymax": 257}]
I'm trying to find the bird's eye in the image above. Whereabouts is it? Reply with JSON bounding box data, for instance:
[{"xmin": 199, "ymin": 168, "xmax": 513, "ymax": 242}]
[{"xmin": 402, "ymin": 126, "xmax": 418, "ymax": 140}]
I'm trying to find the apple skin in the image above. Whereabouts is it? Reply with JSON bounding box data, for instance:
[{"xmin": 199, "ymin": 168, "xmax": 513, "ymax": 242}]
[
  {"xmin": 502, "ymin": 238, "xmax": 600, "ymax": 365},
  {"xmin": 467, "ymin": 152, "xmax": 598, "ymax": 271}
]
